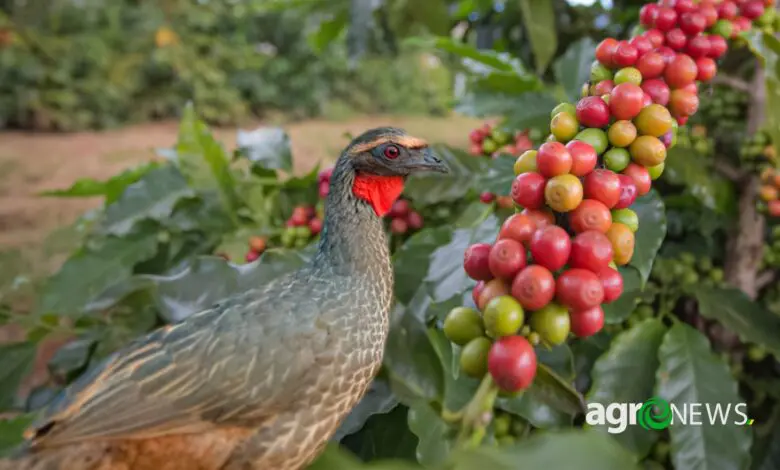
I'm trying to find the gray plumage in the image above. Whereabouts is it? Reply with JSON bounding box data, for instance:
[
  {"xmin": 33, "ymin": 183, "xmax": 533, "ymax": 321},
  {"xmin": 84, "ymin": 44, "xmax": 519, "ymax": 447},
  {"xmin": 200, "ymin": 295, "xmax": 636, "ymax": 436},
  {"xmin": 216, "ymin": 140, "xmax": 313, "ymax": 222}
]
[{"xmin": 5, "ymin": 127, "xmax": 446, "ymax": 470}]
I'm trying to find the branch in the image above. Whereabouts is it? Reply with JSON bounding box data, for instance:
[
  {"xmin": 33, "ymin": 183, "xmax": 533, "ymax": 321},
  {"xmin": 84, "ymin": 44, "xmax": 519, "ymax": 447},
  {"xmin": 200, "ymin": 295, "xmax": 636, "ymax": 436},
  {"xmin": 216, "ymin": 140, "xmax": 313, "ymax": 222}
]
[
  {"xmin": 724, "ymin": 66, "xmax": 767, "ymax": 299},
  {"xmin": 757, "ymin": 269, "xmax": 776, "ymax": 291},
  {"xmin": 713, "ymin": 158, "xmax": 747, "ymax": 182},
  {"xmin": 711, "ymin": 74, "xmax": 751, "ymax": 93}
]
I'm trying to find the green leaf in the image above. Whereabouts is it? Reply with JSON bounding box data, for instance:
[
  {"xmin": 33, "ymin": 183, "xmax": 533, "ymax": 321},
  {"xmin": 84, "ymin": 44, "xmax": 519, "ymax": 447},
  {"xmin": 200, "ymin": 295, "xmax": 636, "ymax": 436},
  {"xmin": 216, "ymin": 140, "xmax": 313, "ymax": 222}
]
[
  {"xmin": 393, "ymin": 227, "xmax": 453, "ymax": 305},
  {"xmin": 38, "ymin": 231, "xmax": 159, "ymax": 315},
  {"xmin": 500, "ymin": 358, "xmax": 584, "ymax": 428},
  {"xmin": 90, "ymin": 290, "xmax": 158, "ymax": 360},
  {"xmin": 428, "ymin": 328, "xmax": 480, "ymax": 411},
  {"xmin": 498, "ymin": 391, "xmax": 572, "ymax": 429},
  {"xmin": 308, "ymin": 444, "xmax": 421, "ymax": 469},
  {"xmin": 236, "ymin": 126, "xmax": 294, "ymax": 173},
  {"xmin": 747, "ymin": 31, "xmax": 780, "ymax": 166},
  {"xmin": 384, "ymin": 305, "xmax": 444, "ymax": 404},
  {"xmin": 341, "ymin": 405, "xmax": 418, "ymax": 462},
  {"xmin": 477, "ymin": 155, "xmax": 516, "ymax": 196},
  {"xmin": 425, "ymin": 215, "xmax": 499, "ymax": 302},
  {"xmin": 450, "ymin": 0, "xmax": 494, "ymax": 19},
  {"xmin": 519, "ymin": 0, "xmax": 557, "ymax": 73},
  {"xmin": 0, "ymin": 414, "xmax": 35, "ymax": 457},
  {"xmin": 663, "ymin": 148, "xmax": 736, "ymax": 215},
  {"xmin": 587, "ymin": 319, "xmax": 668, "ymax": 457},
  {"xmin": 531, "ymin": 363, "xmax": 586, "ymax": 416},
  {"xmin": 407, "ymin": 36, "xmax": 517, "ymax": 72},
  {"xmin": 470, "ymin": 71, "xmax": 542, "ymax": 95},
  {"xmin": 405, "ymin": 145, "xmax": 487, "ymax": 205},
  {"xmin": 471, "ymin": 72, "xmax": 540, "ymax": 94},
  {"xmin": 763, "ymin": 75, "xmax": 780, "ymax": 166},
  {"xmin": 335, "ymin": 379, "xmax": 399, "ymax": 441},
  {"xmin": 456, "ymin": 92, "xmax": 558, "ymax": 132},
  {"xmin": 572, "ymin": 332, "xmax": 613, "ymax": 392},
  {"xmin": 100, "ymin": 166, "xmax": 195, "ymax": 236},
  {"xmin": 47, "ymin": 337, "xmax": 96, "ymax": 382},
  {"xmin": 89, "ymin": 247, "xmax": 314, "ymax": 323},
  {"xmin": 308, "ymin": 445, "xmax": 364, "ymax": 469},
  {"xmin": 448, "ymin": 429, "xmax": 641, "ymax": 470},
  {"xmin": 656, "ymin": 323, "xmax": 752, "ymax": 470},
  {"xmin": 695, "ymin": 286, "xmax": 780, "ymax": 361},
  {"xmin": 603, "ymin": 266, "xmax": 643, "ymax": 324},
  {"xmin": 174, "ymin": 104, "xmax": 240, "ymax": 217},
  {"xmin": 308, "ymin": 11, "xmax": 348, "ymax": 52},
  {"xmin": 0, "ymin": 342, "xmax": 36, "ymax": 412},
  {"xmin": 553, "ymin": 37, "xmax": 597, "ymax": 102},
  {"xmin": 40, "ymin": 162, "xmax": 158, "ymax": 204},
  {"xmin": 537, "ymin": 344, "xmax": 575, "ymax": 379},
  {"xmin": 454, "ymin": 201, "xmax": 494, "ymax": 228},
  {"xmin": 389, "ymin": 0, "xmax": 451, "ymax": 36},
  {"xmin": 754, "ymin": 417, "xmax": 780, "ymax": 470},
  {"xmin": 408, "ymin": 400, "xmax": 453, "ymax": 467},
  {"xmin": 630, "ymin": 190, "xmax": 666, "ymax": 283}
]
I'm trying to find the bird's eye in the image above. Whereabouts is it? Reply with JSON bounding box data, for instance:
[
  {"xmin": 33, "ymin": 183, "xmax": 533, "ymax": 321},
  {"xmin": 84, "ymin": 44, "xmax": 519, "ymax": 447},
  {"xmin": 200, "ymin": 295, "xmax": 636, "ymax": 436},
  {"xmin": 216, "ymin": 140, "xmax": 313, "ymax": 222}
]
[{"xmin": 383, "ymin": 144, "xmax": 400, "ymax": 159}]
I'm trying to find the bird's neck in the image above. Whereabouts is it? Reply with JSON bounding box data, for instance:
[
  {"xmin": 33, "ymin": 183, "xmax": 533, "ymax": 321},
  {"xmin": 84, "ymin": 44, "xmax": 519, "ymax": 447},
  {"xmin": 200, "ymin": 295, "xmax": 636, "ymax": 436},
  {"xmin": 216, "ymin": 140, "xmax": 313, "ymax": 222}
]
[{"xmin": 313, "ymin": 159, "xmax": 398, "ymax": 276}]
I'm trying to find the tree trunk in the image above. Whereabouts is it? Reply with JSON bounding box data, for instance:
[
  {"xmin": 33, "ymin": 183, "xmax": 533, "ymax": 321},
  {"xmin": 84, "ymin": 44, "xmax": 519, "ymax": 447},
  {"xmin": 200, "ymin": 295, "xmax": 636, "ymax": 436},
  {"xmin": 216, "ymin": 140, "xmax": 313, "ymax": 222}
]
[{"xmin": 724, "ymin": 67, "xmax": 766, "ymax": 300}]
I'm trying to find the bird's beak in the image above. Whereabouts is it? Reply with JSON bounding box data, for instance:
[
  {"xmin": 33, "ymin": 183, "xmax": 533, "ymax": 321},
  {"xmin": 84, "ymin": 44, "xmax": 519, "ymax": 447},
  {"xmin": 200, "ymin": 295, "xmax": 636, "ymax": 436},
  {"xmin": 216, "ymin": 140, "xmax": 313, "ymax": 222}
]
[{"xmin": 405, "ymin": 147, "xmax": 449, "ymax": 173}]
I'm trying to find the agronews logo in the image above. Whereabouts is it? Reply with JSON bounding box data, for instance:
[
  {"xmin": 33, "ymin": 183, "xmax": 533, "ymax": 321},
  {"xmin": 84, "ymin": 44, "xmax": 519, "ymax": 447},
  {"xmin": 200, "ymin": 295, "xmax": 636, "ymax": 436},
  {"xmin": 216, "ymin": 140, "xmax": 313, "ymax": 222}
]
[
  {"xmin": 636, "ymin": 397, "xmax": 673, "ymax": 431},
  {"xmin": 585, "ymin": 398, "xmax": 752, "ymax": 434}
]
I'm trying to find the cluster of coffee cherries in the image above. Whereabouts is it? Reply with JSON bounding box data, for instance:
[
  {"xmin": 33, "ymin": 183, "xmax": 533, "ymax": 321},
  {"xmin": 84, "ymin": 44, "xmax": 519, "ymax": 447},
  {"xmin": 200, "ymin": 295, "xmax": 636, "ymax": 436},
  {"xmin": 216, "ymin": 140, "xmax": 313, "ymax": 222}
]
[
  {"xmin": 280, "ymin": 205, "xmax": 322, "ymax": 249},
  {"xmin": 469, "ymin": 123, "xmax": 534, "ymax": 158},
  {"xmin": 741, "ymin": 130, "xmax": 776, "ymax": 170},
  {"xmin": 244, "ymin": 236, "xmax": 268, "ymax": 263},
  {"xmin": 491, "ymin": 412, "xmax": 529, "ymax": 445},
  {"xmin": 752, "ymin": 2, "xmax": 780, "ymax": 32},
  {"xmin": 387, "ymin": 199, "xmax": 425, "ymax": 235},
  {"xmin": 471, "ymin": 124, "xmax": 534, "ymax": 208},
  {"xmin": 0, "ymin": 28, "xmax": 12, "ymax": 48},
  {"xmin": 445, "ymin": 204, "xmax": 627, "ymax": 390},
  {"xmin": 443, "ymin": 0, "xmax": 766, "ymax": 395},
  {"xmin": 761, "ymin": 226, "xmax": 780, "ymax": 268},
  {"xmin": 317, "ymin": 167, "xmax": 333, "ymax": 199},
  {"xmin": 758, "ymin": 167, "xmax": 780, "ymax": 217},
  {"xmin": 479, "ymin": 192, "xmax": 515, "ymax": 209},
  {"xmin": 697, "ymin": 85, "xmax": 747, "ymax": 133},
  {"xmin": 676, "ymin": 124, "xmax": 712, "ymax": 154}
]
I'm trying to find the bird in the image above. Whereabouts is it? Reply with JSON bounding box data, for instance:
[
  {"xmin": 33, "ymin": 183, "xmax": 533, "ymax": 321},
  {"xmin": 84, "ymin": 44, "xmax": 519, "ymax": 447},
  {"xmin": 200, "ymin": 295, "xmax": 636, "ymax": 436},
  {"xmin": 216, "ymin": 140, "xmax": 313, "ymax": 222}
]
[{"xmin": 0, "ymin": 127, "xmax": 448, "ymax": 470}]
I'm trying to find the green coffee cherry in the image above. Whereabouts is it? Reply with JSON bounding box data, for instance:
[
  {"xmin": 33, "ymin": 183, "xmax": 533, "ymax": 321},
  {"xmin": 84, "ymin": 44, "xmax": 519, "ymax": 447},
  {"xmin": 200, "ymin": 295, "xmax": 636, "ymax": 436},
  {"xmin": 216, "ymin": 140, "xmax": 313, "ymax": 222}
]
[
  {"xmin": 483, "ymin": 296, "xmax": 524, "ymax": 338},
  {"xmin": 444, "ymin": 307, "xmax": 485, "ymax": 346},
  {"xmin": 460, "ymin": 337, "xmax": 492, "ymax": 378},
  {"xmin": 530, "ymin": 303, "xmax": 570, "ymax": 346}
]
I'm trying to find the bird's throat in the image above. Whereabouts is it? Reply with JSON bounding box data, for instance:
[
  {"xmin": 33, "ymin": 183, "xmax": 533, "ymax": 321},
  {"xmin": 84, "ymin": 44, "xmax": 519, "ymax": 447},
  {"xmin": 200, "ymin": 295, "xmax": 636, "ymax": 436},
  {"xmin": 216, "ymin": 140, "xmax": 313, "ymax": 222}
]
[{"xmin": 352, "ymin": 174, "xmax": 405, "ymax": 217}]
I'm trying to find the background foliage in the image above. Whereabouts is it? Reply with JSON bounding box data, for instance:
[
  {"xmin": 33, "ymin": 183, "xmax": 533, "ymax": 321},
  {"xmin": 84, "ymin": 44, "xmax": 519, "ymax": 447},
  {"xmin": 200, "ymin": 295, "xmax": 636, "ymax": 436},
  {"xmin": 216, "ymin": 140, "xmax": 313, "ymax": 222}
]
[
  {"xmin": 2, "ymin": 0, "xmax": 780, "ymax": 469},
  {"xmin": 0, "ymin": 0, "xmax": 452, "ymax": 130}
]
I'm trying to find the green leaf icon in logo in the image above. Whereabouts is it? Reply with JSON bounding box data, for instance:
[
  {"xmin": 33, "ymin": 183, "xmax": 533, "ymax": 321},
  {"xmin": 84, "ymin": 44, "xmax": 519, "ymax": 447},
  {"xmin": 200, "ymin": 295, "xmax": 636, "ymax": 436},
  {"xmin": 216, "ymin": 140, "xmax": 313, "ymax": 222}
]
[{"xmin": 637, "ymin": 397, "xmax": 672, "ymax": 431}]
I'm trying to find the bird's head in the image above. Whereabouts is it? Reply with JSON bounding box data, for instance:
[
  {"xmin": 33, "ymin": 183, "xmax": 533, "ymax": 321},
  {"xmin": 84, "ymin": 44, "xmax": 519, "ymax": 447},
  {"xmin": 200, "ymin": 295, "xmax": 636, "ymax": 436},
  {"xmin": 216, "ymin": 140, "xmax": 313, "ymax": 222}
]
[{"xmin": 341, "ymin": 127, "xmax": 449, "ymax": 217}]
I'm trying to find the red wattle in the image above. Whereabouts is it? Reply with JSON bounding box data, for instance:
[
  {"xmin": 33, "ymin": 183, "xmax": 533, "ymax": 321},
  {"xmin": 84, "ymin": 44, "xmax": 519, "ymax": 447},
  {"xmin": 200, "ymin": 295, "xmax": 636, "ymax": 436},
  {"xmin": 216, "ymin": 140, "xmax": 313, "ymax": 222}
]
[{"xmin": 352, "ymin": 174, "xmax": 405, "ymax": 217}]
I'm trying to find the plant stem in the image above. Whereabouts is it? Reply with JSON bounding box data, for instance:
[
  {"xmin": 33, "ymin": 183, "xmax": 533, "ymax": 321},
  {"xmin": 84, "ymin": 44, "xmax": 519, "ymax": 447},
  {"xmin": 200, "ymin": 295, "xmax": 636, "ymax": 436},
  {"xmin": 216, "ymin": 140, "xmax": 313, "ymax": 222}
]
[
  {"xmin": 456, "ymin": 374, "xmax": 499, "ymax": 448},
  {"xmin": 711, "ymin": 74, "xmax": 751, "ymax": 93}
]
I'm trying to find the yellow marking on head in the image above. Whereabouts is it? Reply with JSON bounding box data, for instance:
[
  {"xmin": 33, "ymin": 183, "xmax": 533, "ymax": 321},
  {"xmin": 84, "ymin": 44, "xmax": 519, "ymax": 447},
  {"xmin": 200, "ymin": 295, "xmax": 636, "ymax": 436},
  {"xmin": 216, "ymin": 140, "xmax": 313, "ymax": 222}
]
[{"xmin": 348, "ymin": 135, "xmax": 428, "ymax": 156}]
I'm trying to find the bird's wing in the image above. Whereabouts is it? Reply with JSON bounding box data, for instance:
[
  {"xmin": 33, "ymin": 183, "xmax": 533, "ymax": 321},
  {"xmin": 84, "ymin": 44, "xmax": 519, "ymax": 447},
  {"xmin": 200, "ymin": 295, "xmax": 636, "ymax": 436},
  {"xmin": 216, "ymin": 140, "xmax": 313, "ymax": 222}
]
[{"xmin": 28, "ymin": 274, "xmax": 336, "ymax": 448}]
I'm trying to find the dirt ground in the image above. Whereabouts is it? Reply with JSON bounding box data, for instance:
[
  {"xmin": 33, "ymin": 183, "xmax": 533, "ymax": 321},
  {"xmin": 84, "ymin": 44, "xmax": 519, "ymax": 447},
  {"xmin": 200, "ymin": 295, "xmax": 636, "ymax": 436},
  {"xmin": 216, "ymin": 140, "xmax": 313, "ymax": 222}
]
[{"xmin": 0, "ymin": 114, "xmax": 480, "ymax": 278}]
